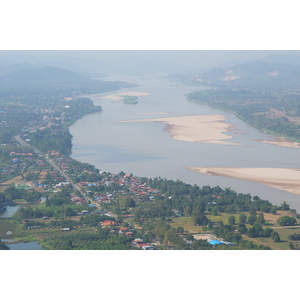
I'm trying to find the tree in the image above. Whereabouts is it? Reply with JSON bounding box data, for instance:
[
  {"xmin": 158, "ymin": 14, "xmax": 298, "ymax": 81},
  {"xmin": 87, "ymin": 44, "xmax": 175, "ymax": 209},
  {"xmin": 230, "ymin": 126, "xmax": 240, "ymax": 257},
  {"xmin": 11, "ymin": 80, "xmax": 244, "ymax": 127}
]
[
  {"xmin": 279, "ymin": 201, "xmax": 290, "ymax": 211},
  {"xmin": 237, "ymin": 224, "xmax": 247, "ymax": 234},
  {"xmin": 277, "ymin": 216, "xmax": 297, "ymax": 227},
  {"xmin": 194, "ymin": 214, "xmax": 209, "ymax": 226},
  {"xmin": 257, "ymin": 212, "xmax": 265, "ymax": 225},
  {"xmin": 239, "ymin": 214, "xmax": 247, "ymax": 225},
  {"xmin": 184, "ymin": 206, "xmax": 192, "ymax": 216},
  {"xmin": 125, "ymin": 198, "xmax": 136, "ymax": 208},
  {"xmin": 248, "ymin": 215, "xmax": 257, "ymax": 225},
  {"xmin": 271, "ymin": 231, "xmax": 280, "ymax": 242},
  {"xmin": 176, "ymin": 226, "xmax": 185, "ymax": 234},
  {"xmin": 185, "ymin": 234, "xmax": 194, "ymax": 241},
  {"xmin": 228, "ymin": 215, "xmax": 236, "ymax": 226}
]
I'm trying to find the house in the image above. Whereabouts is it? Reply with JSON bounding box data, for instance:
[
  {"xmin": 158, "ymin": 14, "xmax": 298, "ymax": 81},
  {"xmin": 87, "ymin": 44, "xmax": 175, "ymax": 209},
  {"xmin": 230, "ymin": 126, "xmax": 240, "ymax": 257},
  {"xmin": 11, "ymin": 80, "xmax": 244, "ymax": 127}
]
[
  {"xmin": 119, "ymin": 227, "xmax": 128, "ymax": 234},
  {"xmin": 101, "ymin": 220, "xmax": 116, "ymax": 226}
]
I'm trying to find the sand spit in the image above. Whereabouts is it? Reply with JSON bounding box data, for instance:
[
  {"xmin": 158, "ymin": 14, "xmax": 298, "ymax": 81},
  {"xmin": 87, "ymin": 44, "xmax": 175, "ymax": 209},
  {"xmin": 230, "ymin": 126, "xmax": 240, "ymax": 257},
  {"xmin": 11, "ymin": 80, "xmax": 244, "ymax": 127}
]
[
  {"xmin": 102, "ymin": 92, "xmax": 150, "ymax": 100},
  {"xmin": 133, "ymin": 112, "xmax": 170, "ymax": 115},
  {"xmin": 118, "ymin": 114, "xmax": 238, "ymax": 145},
  {"xmin": 188, "ymin": 167, "xmax": 300, "ymax": 195},
  {"xmin": 255, "ymin": 137, "xmax": 300, "ymax": 149}
]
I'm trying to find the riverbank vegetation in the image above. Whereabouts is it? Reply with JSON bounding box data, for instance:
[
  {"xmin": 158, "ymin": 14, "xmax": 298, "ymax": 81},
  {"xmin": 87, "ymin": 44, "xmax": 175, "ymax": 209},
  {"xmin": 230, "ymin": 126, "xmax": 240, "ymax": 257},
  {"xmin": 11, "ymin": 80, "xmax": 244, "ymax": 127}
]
[{"xmin": 187, "ymin": 89, "xmax": 300, "ymax": 142}]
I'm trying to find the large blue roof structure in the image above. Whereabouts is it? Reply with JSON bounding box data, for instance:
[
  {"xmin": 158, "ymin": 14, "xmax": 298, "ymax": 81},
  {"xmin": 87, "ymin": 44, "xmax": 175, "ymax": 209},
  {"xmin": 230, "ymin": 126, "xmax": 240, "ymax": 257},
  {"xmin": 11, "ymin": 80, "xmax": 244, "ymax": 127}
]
[{"xmin": 209, "ymin": 240, "xmax": 224, "ymax": 245}]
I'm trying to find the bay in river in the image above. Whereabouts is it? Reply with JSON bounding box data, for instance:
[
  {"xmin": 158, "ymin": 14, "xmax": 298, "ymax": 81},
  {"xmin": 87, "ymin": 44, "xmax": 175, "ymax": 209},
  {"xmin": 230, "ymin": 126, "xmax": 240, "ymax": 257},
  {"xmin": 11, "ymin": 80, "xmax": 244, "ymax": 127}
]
[{"xmin": 70, "ymin": 73, "xmax": 300, "ymax": 211}]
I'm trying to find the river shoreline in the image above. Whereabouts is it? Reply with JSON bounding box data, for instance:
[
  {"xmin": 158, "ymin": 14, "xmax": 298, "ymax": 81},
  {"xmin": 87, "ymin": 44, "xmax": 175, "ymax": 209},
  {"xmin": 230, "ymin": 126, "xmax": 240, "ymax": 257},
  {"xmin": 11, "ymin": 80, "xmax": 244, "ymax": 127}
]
[{"xmin": 187, "ymin": 167, "xmax": 300, "ymax": 196}]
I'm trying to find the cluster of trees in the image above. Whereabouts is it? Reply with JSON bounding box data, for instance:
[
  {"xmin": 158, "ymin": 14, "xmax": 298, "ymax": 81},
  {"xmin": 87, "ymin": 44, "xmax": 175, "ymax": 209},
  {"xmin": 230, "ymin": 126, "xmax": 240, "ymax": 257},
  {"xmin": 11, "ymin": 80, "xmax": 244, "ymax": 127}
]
[
  {"xmin": 44, "ymin": 229, "xmax": 132, "ymax": 250},
  {"xmin": 187, "ymin": 89, "xmax": 300, "ymax": 142},
  {"xmin": 145, "ymin": 178, "xmax": 279, "ymax": 217},
  {"xmin": 17, "ymin": 203, "xmax": 93, "ymax": 220},
  {"xmin": 288, "ymin": 233, "xmax": 300, "ymax": 240},
  {"xmin": 28, "ymin": 127, "xmax": 73, "ymax": 155}
]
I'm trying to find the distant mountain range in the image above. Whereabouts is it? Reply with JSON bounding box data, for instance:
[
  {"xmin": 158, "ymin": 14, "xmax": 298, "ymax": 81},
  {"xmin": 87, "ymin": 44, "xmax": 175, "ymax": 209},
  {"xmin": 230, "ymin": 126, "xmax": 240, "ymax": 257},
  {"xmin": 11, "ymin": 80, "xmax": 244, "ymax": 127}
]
[
  {"xmin": 1, "ymin": 52, "xmax": 300, "ymax": 92},
  {"xmin": 196, "ymin": 60, "xmax": 300, "ymax": 90}
]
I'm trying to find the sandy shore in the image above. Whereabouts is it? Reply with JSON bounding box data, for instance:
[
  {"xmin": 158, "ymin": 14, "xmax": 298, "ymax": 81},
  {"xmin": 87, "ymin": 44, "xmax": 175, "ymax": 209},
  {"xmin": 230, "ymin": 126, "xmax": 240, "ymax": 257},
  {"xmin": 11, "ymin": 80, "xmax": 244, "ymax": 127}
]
[
  {"xmin": 133, "ymin": 112, "xmax": 170, "ymax": 115},
  {"xmin": 102, "ymin": 92, "xmax": 150, "ymax": 100},
  {"xmin": 255, "ymin": 137, "xmax": 300, "ymax": 149},
  {"xmin": 188, "ymin": 167, "xmax": 300, "ymax": 195},
  {"xmin": 118, "ymin": 114, "xmax": 238, "ymax": 145}
]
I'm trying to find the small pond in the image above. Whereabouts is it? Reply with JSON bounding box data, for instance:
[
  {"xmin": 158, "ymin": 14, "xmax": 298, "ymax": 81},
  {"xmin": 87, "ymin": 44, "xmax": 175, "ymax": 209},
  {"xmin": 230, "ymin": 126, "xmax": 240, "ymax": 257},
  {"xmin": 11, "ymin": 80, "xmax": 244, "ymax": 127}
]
[
  {"xmin": 0, "ymin": 205, "xmax": 20, "ymax": 218},
  {"xmin": 7, "ymin": 242, "xmax": 44, "ymax": 250}
]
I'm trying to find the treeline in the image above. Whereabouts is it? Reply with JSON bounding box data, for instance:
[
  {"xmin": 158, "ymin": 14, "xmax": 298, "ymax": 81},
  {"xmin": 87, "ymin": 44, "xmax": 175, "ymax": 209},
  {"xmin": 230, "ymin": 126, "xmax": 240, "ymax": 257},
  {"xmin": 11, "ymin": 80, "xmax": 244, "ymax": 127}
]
[
  {"xmin": 44, "ymin": 229, "xmax": 131, "ymax": 250},
  {"xmin": 23, "ymin": 214, "xmax": 115, "ymax": 230},
  {"xmin": 146, "ymin": 177, "xmax": 281, "ymax": 215}
]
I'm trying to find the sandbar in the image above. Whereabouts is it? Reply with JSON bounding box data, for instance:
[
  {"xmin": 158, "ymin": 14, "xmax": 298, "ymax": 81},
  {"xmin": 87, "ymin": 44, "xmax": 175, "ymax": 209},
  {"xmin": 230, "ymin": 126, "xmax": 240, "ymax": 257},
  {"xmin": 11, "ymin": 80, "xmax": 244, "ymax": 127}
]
[
  {"xmin": 188, "ymin": 167, "xmax": 300, "ymax": 195},
  {"xmin": 102, "ymin": 92, "xmax": 150, "ymax": 101},
  {"xmin": 255, "ymin": 137, "xmax": 300, "ymax": 149},
  {"xmin": 118, "ymin": 114, "xmax": 238, "ymax": 145},
  {"xmin": 133, "ymin": 112, "xmax": 170, "ymax": 115}
]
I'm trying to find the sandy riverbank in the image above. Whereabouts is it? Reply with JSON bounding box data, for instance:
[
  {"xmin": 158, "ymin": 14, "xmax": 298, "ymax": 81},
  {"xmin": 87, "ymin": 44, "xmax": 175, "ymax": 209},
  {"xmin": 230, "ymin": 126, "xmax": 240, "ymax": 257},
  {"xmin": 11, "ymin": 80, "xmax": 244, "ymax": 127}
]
[
  {"xmin": 187, "ymin": 167, "xmax": 300, "ymax": 195},
  {"xmin": 133, "ymin": 112, "xmax": 170, "ymax": 115},
  {"xmin": 118, "ymin": 114, "xmax": 239, "ymax": 145},
  {"xmin": 102, "ymin": 92, "xmax": 150, "ymax": 100},
  {"xmin": 255, "ymin": 137, "xmax": 300, "ymax": 149}
]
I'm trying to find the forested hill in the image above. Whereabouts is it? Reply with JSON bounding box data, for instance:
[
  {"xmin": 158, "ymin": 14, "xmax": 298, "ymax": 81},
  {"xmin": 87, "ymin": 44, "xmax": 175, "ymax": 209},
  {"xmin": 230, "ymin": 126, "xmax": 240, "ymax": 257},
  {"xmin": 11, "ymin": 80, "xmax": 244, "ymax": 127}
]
[
  {"xmin": 196, "ymin": 61, "xmax": 300, "ymax": 90},
  {"xmin": 7, "ymin": 66, "xmax": 89, "ymax": 82},
  {"xmin": 0, "ymin": 66, "xmax": 133, "ymax": 97}
]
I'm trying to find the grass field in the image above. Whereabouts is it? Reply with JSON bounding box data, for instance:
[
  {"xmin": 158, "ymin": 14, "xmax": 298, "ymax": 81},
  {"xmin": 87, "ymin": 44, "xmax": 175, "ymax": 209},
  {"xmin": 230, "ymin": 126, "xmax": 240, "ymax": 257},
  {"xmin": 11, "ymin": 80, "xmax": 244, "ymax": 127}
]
[{"xmin": 169, "ymin": 217, "xmax": 202, "ymax": 233}]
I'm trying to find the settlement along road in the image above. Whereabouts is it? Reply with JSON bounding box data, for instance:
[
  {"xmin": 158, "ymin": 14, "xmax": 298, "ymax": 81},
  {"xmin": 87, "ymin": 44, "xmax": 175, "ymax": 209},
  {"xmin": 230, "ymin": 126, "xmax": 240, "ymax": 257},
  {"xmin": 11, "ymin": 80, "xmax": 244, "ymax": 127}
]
[{"xmin": 14, "ymin": 135, "xmax": 119, "ymax": 218}]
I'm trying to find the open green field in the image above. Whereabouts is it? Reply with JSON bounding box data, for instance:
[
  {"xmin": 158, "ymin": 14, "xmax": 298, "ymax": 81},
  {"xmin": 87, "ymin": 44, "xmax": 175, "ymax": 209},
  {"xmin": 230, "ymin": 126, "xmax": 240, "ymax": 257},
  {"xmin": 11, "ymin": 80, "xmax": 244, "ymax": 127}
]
[{"xmin": 169, "ymin": 217, "xmax": 202, "ymax": 233}]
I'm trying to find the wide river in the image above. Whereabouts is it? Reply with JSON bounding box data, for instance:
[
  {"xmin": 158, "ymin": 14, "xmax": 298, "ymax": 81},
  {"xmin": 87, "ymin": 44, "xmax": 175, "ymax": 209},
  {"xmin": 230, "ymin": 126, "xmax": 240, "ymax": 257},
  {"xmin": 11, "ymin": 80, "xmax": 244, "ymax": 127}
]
[{"xmin": 70, "ymin": 73, "xmax": 300, "ymax": 211}]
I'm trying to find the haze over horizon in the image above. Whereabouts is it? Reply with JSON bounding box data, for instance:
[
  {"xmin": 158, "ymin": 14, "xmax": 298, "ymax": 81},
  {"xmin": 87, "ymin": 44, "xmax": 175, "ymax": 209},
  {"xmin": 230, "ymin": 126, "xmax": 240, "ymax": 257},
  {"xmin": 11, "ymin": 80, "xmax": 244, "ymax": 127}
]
[{"xmin": 1, "ymin": 50, "xmax": 300, "ymax": 75}]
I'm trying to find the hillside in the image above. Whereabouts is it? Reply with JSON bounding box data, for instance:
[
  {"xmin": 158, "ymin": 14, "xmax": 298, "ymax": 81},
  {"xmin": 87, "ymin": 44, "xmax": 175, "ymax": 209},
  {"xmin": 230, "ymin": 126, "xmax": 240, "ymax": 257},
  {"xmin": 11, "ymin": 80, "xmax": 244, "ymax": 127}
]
[
  {"xmin": 196, "ymin": 61, "xmax": 300, "ymax": 90},
  {"xmin": 0, "ymin": 66, "xmax": 133, "ymax": 97}
]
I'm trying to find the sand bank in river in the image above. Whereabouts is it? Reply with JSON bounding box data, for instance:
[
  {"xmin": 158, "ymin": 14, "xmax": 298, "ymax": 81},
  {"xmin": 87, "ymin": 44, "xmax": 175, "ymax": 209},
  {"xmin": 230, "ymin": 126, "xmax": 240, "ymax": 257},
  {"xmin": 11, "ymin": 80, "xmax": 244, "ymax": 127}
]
[
  {"xmin": 255, "ymin": 137, "xmax": 300, "ymax": 149},
  {"xmin": 118, "ymin": 114, "xmax": 238, "ymax": 145},
  {"xmin": 133, "ymin": 112, "xmax": 170, "ymax": 115},
  {"xmin": 188, "ymin": 167, "xmax": 300, "ymax": 195},
  {"xmin": 102, "ymin": 92, "xmax": 150, "ymax": 100}
]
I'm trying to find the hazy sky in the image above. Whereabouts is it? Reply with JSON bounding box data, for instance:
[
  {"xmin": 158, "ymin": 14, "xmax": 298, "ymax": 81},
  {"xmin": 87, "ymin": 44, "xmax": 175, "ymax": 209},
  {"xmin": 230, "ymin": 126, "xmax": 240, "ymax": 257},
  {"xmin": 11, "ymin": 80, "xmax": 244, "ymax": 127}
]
[{"xmin": 1, "ymin": 50, "xmax": 300, "ymax": 73}]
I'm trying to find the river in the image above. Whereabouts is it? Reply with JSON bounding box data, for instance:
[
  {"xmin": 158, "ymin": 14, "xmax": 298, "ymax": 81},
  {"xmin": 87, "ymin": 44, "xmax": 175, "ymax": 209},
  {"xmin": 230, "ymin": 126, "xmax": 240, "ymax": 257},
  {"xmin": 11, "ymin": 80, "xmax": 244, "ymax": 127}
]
[{"xmin": 70, "ymin": 73, "xmax": 300, "ymax": 211}]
